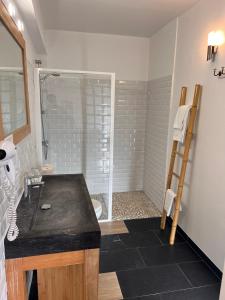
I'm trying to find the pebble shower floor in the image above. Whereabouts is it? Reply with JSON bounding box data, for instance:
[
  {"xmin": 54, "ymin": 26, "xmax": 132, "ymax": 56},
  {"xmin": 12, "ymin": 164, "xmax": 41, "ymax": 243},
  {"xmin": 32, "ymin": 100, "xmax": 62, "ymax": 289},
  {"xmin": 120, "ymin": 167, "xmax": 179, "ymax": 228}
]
[
  {"xmin": 112, "ymin": 191, "xmax": 161, "ymax": 220},
  {"xmin": 91, "ymin": 191, "xmax": 161, "ymax": 221}
]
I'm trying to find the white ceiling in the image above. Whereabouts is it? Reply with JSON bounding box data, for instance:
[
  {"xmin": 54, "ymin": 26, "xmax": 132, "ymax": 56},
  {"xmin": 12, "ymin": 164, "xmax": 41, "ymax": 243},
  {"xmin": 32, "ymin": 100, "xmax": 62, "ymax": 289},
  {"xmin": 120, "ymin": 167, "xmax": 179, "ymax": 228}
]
[{"xmin": 39, "ymin": 0, "xmax": 199, "ymax": 37}]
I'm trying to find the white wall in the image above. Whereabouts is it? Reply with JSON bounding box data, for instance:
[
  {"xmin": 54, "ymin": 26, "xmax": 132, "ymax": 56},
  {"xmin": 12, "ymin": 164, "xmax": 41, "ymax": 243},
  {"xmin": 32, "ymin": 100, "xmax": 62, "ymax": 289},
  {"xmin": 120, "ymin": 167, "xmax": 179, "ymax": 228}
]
[
  {"xmin": 149, "ymin": 19, "xmax": 177, "ymax": 80},
  {"xmin": 169, "ymin": 0, "xmax": 225, "ymax": 271},
  {"xmin": 146, "ymin": 0, "xmax": 225, "ymax": 272},
  {"xmin": 45, "ymin": 30, "xmax": 149, "ymax": 81}
]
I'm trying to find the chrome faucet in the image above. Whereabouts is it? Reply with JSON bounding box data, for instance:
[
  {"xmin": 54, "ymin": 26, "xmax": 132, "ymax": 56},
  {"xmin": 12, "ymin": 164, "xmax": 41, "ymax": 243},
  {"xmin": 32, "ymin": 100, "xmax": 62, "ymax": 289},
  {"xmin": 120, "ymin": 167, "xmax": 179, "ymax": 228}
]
[{"xmin": 24, "ymin": 171, "xmax": 45, "ymax": 199}]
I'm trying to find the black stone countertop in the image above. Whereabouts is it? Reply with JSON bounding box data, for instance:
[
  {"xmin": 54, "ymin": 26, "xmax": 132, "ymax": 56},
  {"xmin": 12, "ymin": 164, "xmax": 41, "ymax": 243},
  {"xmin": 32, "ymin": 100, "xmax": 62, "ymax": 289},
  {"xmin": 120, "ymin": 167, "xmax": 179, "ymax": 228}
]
[{"xmin": 4, "ymin": 174, "xmax": 101, "ymax": 259}]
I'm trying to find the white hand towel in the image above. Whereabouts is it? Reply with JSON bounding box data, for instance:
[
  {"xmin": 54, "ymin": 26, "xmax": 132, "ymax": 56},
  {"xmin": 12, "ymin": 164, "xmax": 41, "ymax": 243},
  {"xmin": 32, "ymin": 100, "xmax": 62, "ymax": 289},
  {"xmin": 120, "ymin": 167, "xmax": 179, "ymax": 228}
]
[
  {"xmin": 164, "ymin": 189, "xmax": 176, "ymax": 216},
  {"xmin": 173, "ymin": 105, "xmax": 191, "ymax": 143}
]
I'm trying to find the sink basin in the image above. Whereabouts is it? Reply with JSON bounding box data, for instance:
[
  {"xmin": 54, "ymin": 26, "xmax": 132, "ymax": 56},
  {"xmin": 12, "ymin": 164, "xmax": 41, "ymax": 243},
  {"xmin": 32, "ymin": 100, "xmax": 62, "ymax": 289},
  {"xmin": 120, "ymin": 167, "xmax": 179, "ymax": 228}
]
[
  {"xmin": 4, "ymin": 174, "xmax": 101, "ymax": 259},
  {"xmin": 32, "ymin": 176, "xmax": 90, "ymax": 232}
]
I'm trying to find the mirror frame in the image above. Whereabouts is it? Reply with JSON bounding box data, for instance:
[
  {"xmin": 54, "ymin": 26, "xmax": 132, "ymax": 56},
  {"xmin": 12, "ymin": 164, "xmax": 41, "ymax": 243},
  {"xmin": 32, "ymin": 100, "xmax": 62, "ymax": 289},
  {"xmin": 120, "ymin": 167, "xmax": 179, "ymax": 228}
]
[{"xmin": 0, "ymin": 0, "xmax": 30, "ymax": 144}]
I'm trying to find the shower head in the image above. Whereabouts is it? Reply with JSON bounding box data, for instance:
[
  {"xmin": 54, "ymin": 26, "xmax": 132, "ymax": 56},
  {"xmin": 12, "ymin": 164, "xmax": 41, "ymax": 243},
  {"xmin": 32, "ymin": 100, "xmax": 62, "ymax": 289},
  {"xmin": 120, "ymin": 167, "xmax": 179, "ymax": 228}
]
[{"xmin": 40, "ymin": 73, "xmax": 60, "ymax": 82}]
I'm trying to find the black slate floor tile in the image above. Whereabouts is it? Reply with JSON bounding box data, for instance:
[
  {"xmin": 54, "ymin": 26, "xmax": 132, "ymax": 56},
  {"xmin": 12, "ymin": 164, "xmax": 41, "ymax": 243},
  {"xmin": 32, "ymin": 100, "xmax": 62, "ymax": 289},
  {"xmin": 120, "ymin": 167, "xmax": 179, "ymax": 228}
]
[
  {"xmin": 100, "ymin": 248, "xmax": 145, "ymax": 273},
  {"xmin": 178, "ymin": 261, "xmax": 220, "ymax": 287},
  {"xmin": 100, "ymin": 234, "xmax": 125, "ymax": 251},
  {"xmin": 125, "ymin": 218, "xmax": 162, "ymax": 232},
  {"xmin": 119, "ymin": 231, "xmax": 161, "ymax": 248},
  {"xmin": 161, "ymin": 284, "xmax": 221, "ymax": 300},
  {"xmin": 154, "ymin": 227, "xmax": 185, "ymax": 245},
  {"xmin": 117, "ymin": 264, "xmax": 191, "ymax": 298},
  {"xmin": 139, "ymin": 243, "xmax": 201, "ymax": 267}
]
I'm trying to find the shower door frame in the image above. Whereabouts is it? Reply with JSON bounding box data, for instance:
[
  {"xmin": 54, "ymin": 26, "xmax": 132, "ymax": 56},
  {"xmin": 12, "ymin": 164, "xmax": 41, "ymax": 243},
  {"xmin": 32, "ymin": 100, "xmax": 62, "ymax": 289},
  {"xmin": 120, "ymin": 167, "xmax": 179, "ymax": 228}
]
[{"xmin": 35, "ymin": 68, "xmax": 115, "ymax": 221}]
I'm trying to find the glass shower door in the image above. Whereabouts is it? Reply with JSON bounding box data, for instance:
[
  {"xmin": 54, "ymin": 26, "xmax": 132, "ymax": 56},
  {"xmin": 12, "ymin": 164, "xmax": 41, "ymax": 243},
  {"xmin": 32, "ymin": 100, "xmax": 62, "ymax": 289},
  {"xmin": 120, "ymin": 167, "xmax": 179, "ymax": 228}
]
[{"xmin": 39, "ymin": 70, "xmax": 114, "ymax": 221}]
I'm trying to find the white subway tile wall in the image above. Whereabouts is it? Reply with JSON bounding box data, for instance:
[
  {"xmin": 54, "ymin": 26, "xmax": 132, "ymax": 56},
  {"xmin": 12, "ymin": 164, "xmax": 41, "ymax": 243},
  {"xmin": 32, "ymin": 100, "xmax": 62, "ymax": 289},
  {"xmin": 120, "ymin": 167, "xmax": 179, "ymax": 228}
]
[
  {"xmin": 144, "ymin": 76, "xmax": 172, "ymax": 210},
  {"xmin": 113, "ymin": 80, "xmax": 147, "ymax": 192},
  {"xmin": 42, "ymin": 78, "xmax": 148, "ymax": 194},
  {"xmin": 0, "ymin": 136, "xmax": 37, "ymax": 300}
]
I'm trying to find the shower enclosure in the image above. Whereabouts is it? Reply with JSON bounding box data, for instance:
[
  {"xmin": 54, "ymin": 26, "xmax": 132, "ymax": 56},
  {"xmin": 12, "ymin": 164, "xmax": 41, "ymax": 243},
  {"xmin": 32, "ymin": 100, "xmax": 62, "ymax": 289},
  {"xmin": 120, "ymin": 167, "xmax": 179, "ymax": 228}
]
[{"xmin": 36, "ymin": 69, "xmax": 115, "ymax": 221}]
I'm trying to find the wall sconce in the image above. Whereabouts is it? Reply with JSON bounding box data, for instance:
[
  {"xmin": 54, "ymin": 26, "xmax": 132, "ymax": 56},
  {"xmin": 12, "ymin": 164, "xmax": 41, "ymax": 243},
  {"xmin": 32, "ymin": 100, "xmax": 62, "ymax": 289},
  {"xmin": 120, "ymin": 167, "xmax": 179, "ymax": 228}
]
[{"xmin": 207, "ymin": 31, "xmax": 225, "ymax": 61}]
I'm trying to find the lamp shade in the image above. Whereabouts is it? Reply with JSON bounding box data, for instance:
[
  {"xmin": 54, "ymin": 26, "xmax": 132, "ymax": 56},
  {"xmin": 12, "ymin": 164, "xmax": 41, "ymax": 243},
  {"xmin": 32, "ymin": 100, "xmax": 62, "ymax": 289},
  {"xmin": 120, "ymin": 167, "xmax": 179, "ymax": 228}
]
[{"xmin": 208, "ymin": 31, "xmax": 224, "ymax": 46}]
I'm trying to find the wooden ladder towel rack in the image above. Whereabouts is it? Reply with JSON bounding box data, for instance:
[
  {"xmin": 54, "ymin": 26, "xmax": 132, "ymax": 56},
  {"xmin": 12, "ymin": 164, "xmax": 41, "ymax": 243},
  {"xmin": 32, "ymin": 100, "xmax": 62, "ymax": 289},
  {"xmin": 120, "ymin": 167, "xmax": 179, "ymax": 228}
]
[{"xmin": 160, "ymin": 84, "xmax": 202, "ymax": 245}]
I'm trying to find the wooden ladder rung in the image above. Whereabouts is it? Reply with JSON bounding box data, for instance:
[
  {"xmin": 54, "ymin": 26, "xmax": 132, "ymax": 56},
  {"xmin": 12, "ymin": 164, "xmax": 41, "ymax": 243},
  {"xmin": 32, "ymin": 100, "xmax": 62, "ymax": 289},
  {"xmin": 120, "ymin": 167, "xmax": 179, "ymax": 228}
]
[
  {"xmin": 176, "ymin": 152, "xmax": 191, "ymax": 163},
  {"xmin": 172, "ymin": 172, "xmax": 180, "ymax": 179},
  {"xmin": 176, "ymin": 152, "xmax": 184, "ymax": 157}
]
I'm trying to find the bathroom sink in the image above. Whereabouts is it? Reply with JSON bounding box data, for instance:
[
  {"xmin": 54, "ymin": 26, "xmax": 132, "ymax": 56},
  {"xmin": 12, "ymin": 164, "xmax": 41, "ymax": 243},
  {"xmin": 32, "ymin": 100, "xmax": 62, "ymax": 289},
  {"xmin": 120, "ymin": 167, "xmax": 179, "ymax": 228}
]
[
  {"xmin": 4, "ymin": 174, "xmax": 101, "ymax": 259},
  {"xmin": 32, "ymin": 175, "xmax": 94, "ymax": 233}
]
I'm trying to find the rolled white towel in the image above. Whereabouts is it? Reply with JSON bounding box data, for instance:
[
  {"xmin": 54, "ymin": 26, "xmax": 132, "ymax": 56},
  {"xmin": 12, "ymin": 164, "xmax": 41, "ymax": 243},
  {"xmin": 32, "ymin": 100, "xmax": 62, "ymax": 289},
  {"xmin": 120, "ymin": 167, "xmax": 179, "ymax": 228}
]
[
  {"xmin": 164, "ymin": 189, "xmax": 176, "ymax": 216},
  {"xmin": 173, "ymin": 105, "xmax": 191, "ymax": 143}
]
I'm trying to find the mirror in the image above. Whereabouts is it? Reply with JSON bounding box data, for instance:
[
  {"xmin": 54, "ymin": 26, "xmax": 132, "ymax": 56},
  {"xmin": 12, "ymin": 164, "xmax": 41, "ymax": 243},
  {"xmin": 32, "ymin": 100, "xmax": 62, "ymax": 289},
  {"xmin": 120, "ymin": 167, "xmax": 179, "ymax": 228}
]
[
  {"xmin": 0, "ymin": 20, "xmax": 26, "ymax": 136},
  {"xmin": 0, "ymin": 2, "xmax": 30, "ymax": 144}
]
